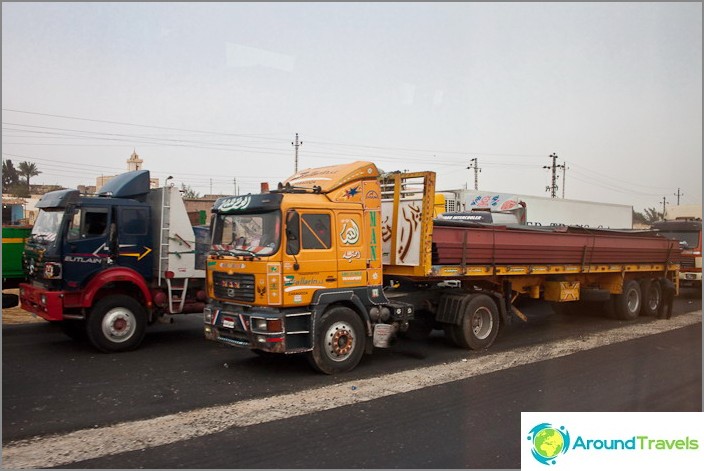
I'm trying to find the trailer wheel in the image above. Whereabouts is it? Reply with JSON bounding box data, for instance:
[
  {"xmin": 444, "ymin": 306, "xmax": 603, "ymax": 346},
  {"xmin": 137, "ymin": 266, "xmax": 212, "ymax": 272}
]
[
  {"xmin": 612, "ymin": 280, "xmax": 642, "ymax": 321},
  {"xmin": 451, "ymin": 294, "xmax": 500, "ymax": 350},
  {"xmin": 307, "ymin": 306, "xmax": 365, "ymax": 375},
  {"xmin": 639, "ymin": 279, "xmax": 661, "ymax": 317},
  {"xmin": 87, "ymin": 295, "xmax": 147, "ymax": 352}
]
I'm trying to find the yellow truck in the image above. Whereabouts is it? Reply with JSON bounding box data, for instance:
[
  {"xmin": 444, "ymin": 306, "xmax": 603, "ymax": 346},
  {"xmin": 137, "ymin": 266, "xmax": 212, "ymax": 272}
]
[{"xmin": 203, "ymin": 161, "xmax": 679, "ymax": 374}]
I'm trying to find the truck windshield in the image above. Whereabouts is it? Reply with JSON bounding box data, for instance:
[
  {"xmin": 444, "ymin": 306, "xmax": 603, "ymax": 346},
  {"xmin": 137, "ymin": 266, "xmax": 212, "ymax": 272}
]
[
  {"xmin": 212, "ymin": 211, "xmax": 281, "ymax": 256},
  {"xmin": 30, "ymin": 209, "xmax": 64, "ymax": 245},
  {"xmin": 658, "ymin": 231, "xmax": 701, "ymax": 250}
]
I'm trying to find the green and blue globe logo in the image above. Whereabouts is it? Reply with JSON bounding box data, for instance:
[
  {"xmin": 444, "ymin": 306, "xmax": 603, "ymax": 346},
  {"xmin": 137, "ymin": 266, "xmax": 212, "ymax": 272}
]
[{"xmin": 527, "ymin": 423, "xmax": 571, "ymax": 465}]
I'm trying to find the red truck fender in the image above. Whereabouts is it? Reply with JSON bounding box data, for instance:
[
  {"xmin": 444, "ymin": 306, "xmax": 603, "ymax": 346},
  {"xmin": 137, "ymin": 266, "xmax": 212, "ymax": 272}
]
[{"xmin": 81, "ymin": 267, "xmax": 153, "ymax": 309}]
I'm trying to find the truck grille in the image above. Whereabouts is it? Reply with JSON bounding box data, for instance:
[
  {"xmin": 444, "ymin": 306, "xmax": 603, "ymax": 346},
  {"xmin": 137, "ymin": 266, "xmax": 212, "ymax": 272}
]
[
  {"xmin": 212, "ymin": 272, "xmax": 255, "ymax": 302},
  {"xmin": 680, "ymin": 258, "xmax": 695, "ymax": 269}
]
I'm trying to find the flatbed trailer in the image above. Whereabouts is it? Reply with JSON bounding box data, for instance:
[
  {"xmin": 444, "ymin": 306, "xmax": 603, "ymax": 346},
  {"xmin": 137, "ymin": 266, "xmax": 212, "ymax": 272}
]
[{"xmin": 204, "ymin": 162, "xmax": 680, "ymax": 374}]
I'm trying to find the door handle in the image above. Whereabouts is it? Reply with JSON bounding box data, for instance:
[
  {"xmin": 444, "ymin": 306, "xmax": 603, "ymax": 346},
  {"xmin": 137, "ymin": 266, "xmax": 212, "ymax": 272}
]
[{"xmin": 326, "ymin": 276, "xmax": 337, "ymax": 282}]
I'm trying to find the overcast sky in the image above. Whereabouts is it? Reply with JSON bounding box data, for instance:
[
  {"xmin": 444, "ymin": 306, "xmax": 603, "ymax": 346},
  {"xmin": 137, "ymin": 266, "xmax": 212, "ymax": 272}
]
[{"xmin": 2, "ymin": 2, "xmax": 701, "ymax": 212}]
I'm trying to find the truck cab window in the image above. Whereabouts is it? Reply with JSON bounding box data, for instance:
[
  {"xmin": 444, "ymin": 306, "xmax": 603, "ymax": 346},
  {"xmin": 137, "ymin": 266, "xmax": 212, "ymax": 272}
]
[
  {"xmin": 67, "ymin": 208, "xmax": 108, "ymax": 241},
  {"xmin": 120, "ymin": 208, "xmax": 148, "ymax": 235},
  {"xmin": 301, "ymin": 214, "xmax": 331, "ymax": 250}
]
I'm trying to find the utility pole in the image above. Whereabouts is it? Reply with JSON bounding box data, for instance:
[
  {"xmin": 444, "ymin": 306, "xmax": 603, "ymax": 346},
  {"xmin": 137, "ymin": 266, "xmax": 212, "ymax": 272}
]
[
  {"xmin": 674, "ymin": 188, "xmax": 683, "ymax": 205},
  {"xmin": 466, "ymin": 158, "xmax": 481, "ymax": 190},
  {"xmin": 543, "ymin": 153, "xmax": 563, "ymax": 198},
  {"xmin": 210, "ymin": 178, "xmax": 212, "ymax": 195},
  {"xmin": 561, "ymin": 162, "xmax": 569, "ymax": 199},
  {"xmin": 234, "ymin": 177, "xmax": 237, "ymax": 195},
  {"xmin": 662, "ymin": 196, "xmax": 668, "ymax": 220},
  {"xmin": 291, "ymin": 133, "xmax": 303, "ymax": 173}
]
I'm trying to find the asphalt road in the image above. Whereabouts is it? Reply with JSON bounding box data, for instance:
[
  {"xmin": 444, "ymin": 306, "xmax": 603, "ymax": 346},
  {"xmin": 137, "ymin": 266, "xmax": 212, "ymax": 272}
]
[{"xmin": 2, "ymin": 288, "xmax": 701, "ymax": 468}]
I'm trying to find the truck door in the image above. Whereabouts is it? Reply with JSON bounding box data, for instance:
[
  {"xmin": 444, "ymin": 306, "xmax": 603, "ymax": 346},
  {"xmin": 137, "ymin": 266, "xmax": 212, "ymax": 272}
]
[
  {"xmin": 115, "ymin": 206, "xmax": 153, "ymax": 281},
  {"xmin": 62, "ymin": 206, "xmax": 111, "ymax": 288},
  {"xmin": 283, "ymin": 210, "xmax": 337, "ymax": 305},
  {"xmin": 336, "ymin": 211, "xmax": 367, "ymax": 288}
]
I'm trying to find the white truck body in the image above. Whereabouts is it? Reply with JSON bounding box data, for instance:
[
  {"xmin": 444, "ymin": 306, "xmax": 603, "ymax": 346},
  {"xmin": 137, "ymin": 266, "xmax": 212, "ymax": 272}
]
[
  {"xmin": 440, "ymin": 189, "xmax": 633, "ymax": 229},
  {"xmin": 146, "ymin": 185, "xmax": 206, "ymax": 281}
]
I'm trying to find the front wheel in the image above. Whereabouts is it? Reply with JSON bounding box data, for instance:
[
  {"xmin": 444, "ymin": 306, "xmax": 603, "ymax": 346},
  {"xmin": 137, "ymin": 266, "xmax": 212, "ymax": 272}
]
[
  {"xmin": 87, "ymin": 295, "xmax": 147, "ymax": 352},
  {"xmin": 307, "ymin": 306, "xmax": 366, "ymax": 375}
]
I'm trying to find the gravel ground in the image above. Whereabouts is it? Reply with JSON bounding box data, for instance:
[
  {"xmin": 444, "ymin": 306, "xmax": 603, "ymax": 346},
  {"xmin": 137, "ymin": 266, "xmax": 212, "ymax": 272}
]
[{"xmin": 2, "ymin": 289, "xmax": 46, "ymax": 325}]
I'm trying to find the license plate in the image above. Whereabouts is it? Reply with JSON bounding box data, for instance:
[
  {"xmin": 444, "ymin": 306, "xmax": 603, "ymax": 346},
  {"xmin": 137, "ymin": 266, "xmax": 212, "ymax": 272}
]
[{"xmin": 223, "ymin": 317, "xmax": 235, "ymax": 329}]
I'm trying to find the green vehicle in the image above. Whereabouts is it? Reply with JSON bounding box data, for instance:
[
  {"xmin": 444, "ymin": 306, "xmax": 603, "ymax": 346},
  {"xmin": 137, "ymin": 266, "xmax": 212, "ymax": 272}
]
[{"xmin": 2, "ymin": 200, "xmax": 32, "ymax": 308}]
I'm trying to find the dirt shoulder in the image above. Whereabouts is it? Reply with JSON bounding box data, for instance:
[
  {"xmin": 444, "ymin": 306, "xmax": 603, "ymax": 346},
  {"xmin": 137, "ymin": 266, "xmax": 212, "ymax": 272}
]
[{"xmin": 2, "ymin": 289, "xmax": 46, "ymax": 325}]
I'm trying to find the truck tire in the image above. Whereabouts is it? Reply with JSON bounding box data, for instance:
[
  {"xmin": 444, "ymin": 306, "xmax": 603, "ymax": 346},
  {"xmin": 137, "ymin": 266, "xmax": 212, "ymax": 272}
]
[
  {"xmin": 450, "ymin": 294, "xmax": 500, "ymax": 350},
  {"xmin": 612, "ymin": 280, "xmax": 641, "ymax": 321},
  {"xmin": 87, "ymin": 295, "xmax": 147, "ymax": 352},
  {"xmin": 307, "ymin": 306, "xmax": 366, "ymax": 375},
  {"xmin": 639, "ymin": 279, "xmax": 661, "ymax": 317}
]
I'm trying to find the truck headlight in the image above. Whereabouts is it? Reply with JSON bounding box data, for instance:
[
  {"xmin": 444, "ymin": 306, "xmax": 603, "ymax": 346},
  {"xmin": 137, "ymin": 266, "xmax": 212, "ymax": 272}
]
[
  {"xmin": 203, "ymin": 307, "xmax": 213, "ymax": 324},
  {"xmin": 44, "ymin": 262, "xmax": 62, "ymax": 279},
  {"xmin": 40, "ymin": 295, "xmax": 47, "ymax": 305},
  {"xmin": 253, "ymin": 318, "xmax": 267, "ymax": 332}
]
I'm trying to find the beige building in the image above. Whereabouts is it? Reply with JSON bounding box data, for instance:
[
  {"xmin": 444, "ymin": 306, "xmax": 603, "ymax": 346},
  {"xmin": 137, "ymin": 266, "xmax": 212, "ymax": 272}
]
[{"xmin": 96, "ymin": 150, "xmax": 160, "ymax": 190}]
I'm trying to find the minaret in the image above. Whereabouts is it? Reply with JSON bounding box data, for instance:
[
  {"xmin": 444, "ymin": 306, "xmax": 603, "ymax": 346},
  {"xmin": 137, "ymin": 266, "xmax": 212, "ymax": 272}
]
[{"xmin": 127, "ymin": 149, "xmax": 143, "ymax": 171}]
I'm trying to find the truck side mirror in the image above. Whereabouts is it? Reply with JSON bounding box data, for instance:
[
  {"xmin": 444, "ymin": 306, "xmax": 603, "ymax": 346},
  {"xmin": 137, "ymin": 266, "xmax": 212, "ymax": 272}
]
[{"xmin": 285, "ymin": 210, "xmax": 300, "ymax": 256}]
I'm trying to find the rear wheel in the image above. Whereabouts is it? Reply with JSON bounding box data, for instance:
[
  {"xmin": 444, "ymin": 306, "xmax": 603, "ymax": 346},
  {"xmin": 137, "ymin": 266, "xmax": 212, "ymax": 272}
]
[
  {"xmin": 307, "ymin": 306, "xmax": 366, "ymax": 374},
  {"xmin": 450, "ymin": 294, "xmax": 500, "ymax": 350},
  {"xmin": 612, "ymin": 280, "xmax": 641, "ymax": 321},
  {"xmin": 639, "ymin": 279, "xmax": 662, "ymax": 317},
  {"xmin": 87, "ymin": 295, "xmax": 147, "ymax": 352}
]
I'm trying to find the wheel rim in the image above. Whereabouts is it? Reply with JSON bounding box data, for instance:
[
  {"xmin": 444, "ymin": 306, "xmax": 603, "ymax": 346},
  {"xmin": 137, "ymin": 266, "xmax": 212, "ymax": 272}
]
[
  {"xmin": 647, "ymin": 286, "xmax": 661, "ymax": 311},
  {"xmin": 101, "ymin": 307, "xmax": 136, "ymax": 343},
  {"xmin": 471, "ymin": 307, "xmax": 493, "ymax": 340},
  {"xmin": 626, "ymin": 289, "xmax": 640, "ymax": 313},
  {"xmin": 323, "ymin": 320, "xmax": 356, "ymax": 362}
]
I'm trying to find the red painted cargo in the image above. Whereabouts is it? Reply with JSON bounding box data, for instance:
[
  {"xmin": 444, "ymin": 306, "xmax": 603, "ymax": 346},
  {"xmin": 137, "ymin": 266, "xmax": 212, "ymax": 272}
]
[{"xmin": 431, "ymin": 221, "xmax": 679, "ymax": 266}]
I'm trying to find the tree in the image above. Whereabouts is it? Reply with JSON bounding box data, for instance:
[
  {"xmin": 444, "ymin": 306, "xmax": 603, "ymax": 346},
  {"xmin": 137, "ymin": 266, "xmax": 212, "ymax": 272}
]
[
  {"xmin": 633, "ymin": 207, "xmax": 663, "ymax": 226},
  {"xmin": 17, "ymin": 161, "xmax": 41, "ymax": 193},
  {"xmin": 180, "ymin": 183, "xmax": 200, "ymax": 199},
  {"xmin": 2, "ymin": 159, "xmax": 20, "ymax": 193}
]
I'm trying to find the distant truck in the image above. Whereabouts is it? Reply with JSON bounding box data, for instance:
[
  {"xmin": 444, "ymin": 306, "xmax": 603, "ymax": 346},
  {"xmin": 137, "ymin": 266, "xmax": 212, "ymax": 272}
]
[
  {"xmin": 203, "ymin": 161, "xmax": 679, "ymax": 374},
  {"xmin": 439, "ymin": 189, "xmax": 633, "ymax": 228},
  {"xmin": 19, "ymin": 170, "xmax": 208, "ymax": 352},
  {"xmin": 652, "ymin": 205, "xmax": 702, "ymax": 288}
]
